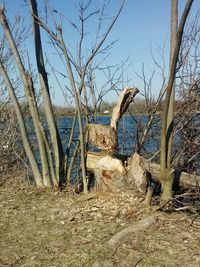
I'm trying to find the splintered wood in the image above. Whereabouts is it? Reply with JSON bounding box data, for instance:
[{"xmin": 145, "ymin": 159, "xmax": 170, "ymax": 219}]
[
  {"xmin": 86, "ymin": 87, "xmax": 139, "ymax": 151},
  {"xmin": 127, "ymin": 153, "xmax": 147, "ymax": 193},
  {"xmin": 110, "ymin": 87, "xmax": 139, "ymax": 130},
  {"xmin": 87, "ymin": 124, "xmax": 117, "ymax": 151}
]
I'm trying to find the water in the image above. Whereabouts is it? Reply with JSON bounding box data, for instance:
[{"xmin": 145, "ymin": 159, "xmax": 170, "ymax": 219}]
[{"xmin": 25, "ymin": 114, "xmax": 200, "ymax": 176}]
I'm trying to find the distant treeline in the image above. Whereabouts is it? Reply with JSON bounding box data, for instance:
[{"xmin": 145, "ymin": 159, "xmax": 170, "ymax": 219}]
[
  {"xmin": 53, "ymin": 99, "xmax": 199, "ymax": 116},
  {"xmin": 1, "ymin": 99, "xmax": 199, "ymax": 118}
]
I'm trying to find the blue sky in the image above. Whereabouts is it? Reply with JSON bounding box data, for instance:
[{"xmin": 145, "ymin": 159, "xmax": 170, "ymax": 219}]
[{"xmin": 2, "ymin": 0, "xmax": 199, "ymax": 105}]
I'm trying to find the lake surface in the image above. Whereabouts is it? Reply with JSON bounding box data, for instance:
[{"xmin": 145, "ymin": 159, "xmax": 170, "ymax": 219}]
[{"xmin": 56, "ymin": 115, "xmax": 160, "ymax": 157}]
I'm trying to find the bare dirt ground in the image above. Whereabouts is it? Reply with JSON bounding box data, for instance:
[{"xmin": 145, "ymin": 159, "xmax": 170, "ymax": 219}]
[{"xmin": 0, "ymin": 171, "xmax": 200, "ymax": 267}]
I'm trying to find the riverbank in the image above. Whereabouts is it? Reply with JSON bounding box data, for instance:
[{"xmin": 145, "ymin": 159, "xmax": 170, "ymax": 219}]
[{"xmin": 0, "ymin": 172, "xmax": 200, "ymax": 266}]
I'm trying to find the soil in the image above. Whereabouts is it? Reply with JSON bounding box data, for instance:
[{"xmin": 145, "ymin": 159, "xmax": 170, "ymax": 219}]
[{"xmin": 0, "ymin": 171, "xmax": 200, "ymax": 267}]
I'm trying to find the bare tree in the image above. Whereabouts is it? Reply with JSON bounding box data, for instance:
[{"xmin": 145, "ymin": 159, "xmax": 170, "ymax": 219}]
[{"xmin": 160, "ymin": 0, "xmax": 194, "ymax": 201}]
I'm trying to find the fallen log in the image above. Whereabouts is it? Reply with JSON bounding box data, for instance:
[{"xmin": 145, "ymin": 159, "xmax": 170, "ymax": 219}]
[{"xmin": 143, "ymin": 160, "xmax": 200, "ymax": 188}]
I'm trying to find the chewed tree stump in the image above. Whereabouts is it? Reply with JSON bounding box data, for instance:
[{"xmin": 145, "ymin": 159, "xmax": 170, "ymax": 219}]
[
  {"xmin": 86, "ymin": 87, "xmax": 150, "ymax": 194},
  {"xmin": 88, "ymin": 151, "xmax": 158, "ymax": 206},
  {"xmin": 86, "ymin": 87, "xmax": 160, "ymax": 205},
  {"xmin": 88, "ymin": 152, "xmax": 149, "ymax": 194}
]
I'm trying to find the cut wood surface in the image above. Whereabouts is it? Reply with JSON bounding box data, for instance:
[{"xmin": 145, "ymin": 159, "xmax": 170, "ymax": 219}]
[
  {"xmin": 86, "ymin": 87, "xmax": 199, "ymax": 192},
  {"xmin": 87, "ymin": 151, "xmax": 125, "ymax": 173}
]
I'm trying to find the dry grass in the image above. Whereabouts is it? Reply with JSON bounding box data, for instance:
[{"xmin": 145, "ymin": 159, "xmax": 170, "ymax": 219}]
[{"xmin": 0, "ymin": 174, "xmax": 200, "ymax": 267}]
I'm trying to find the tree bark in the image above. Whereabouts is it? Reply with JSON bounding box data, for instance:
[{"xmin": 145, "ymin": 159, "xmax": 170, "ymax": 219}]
[
  {"xmin": 162, "ymin": 0, "xmax": 178, "ymax": 200},
  {"xmin": 166, "ymin": 0, "xmax": 178, "ymax": 168},
  {"xmin": 29, "ymin": 0, "xmax": 64, "ymax": 185}
]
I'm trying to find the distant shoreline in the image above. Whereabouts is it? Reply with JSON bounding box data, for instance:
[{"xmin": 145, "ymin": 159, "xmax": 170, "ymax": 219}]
[{"xmin": 55, "ymin": 111, "xmax": 200, "ymax": 118}]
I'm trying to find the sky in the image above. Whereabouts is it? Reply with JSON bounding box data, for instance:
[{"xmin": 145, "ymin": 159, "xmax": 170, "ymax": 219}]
[{"xmin": 1, "ymin": 0, "xmax": 199, "ymax": 105}]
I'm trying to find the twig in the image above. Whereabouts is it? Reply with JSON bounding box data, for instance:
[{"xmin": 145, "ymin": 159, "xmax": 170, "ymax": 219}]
[
  {"xmin": 156, "ymin": 199, "xmax": 171, "ymax": 211},
  {"xmin": 174, "ymin": 206, "xmax": 197, "ymax": 212},
  {"xmin": 135, "ymin": 258, "xmax": 144, "ymax": 267},
  {"xmin": 175, "ymin": 192, "xmax": 199, "ymax": 198}
]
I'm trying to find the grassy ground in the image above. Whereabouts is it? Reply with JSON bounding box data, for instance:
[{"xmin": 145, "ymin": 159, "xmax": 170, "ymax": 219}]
[{"xmin": 0, "ymin": 172, "xmax": 200, "ymax": 267}]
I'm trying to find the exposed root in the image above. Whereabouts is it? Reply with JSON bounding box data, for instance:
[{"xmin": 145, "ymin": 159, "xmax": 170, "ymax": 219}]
[{"xmin": 107, "ymin": 216, "xmax": 155, "ymax": 247}]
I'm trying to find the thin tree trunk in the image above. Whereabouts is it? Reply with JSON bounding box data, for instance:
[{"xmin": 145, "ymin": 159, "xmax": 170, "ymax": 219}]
[
  {"xmin": 58, "ymin": 32, "xmax": 88, "ymax": 193},
  {"xmin": 65, "ymin": 114, "xmax": 77, "ymax": 175},
  {"xmin": 160, "ymin": 0, "xmax": 193, "ymax": 200},
  {"xmin": 67, "ymin": 141, "xmax": 80, "ymax": 183},
  {"xmin": 39, "ymin": 124, "xmax": 57, "ymax": 185},
  {"xmin": 162, "ymin": 0, "xmax": 178, "ymax": 199},
  {"xmin": 29, "ymin": 0, "xmax": 64, "ymax": 185},
  {"xmin": 167, "ymin": 0, "xmax": 178, "ymax": 168},
  {"xmin": 0, "ymin": 61, "xmax": 43, "ymax": 187}
]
